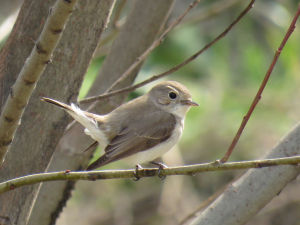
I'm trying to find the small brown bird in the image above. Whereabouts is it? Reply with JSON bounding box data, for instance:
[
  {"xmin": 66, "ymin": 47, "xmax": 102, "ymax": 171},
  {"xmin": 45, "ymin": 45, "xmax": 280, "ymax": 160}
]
[{"xmin": 42, "ymin": 81, "xmax": 198, "ymax": 173}]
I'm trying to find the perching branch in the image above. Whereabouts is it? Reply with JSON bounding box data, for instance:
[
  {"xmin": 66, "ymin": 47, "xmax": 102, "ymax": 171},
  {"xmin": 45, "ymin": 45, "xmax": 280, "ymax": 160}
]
[
  {"xmin": 0, "ymin": 0, "xmax": 77, "ymax": 164},
  {"xmin": 79, "ymin": 0, "xmax": 203, "ymax": 104},
  {"xmin": 1, "ymin": 155, "xmax": 300, "ymax": 195},
  {"xmin": 79, "ymin": 0, "xmax": 254, "ymax": 104},
  {"xmin": 220, "ymin": 2, "xmax": 300, "ymax": 163}
]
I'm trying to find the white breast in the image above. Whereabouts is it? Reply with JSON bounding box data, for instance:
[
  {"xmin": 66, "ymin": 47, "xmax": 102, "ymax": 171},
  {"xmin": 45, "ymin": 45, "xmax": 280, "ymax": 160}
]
[{"xmin": 122, "ymin": 119, "xmax": 184, "ymax": 166}]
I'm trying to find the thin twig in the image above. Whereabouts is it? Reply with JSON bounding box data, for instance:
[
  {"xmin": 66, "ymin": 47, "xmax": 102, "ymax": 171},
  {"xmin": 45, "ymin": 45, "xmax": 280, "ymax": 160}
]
[
  {"xmin": 79, "ymin": 0, "xmax": 202, "ymax": 104},
  {"xmin": 220, "ymin": 3, "xmax": 300, "ymax": 163},
  {"xmin": 1, "ymin": 155, "xmax": 300, "ymax": 195},
  {"xmin": 79, "ymin": 0, "xmax": 255, "ymax": 104}
]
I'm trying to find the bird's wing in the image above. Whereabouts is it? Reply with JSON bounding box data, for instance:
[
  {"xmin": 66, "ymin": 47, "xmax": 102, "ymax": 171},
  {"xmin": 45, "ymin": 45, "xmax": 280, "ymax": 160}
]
[{"xmin": 86, "ymin": 111, "xmax": 176, "ymax": 170}]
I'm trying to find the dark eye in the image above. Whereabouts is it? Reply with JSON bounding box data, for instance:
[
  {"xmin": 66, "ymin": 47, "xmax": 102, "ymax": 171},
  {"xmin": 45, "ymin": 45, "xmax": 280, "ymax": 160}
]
[{"xmin": 169, "ymin": 92, "xmax": 177, "ymax": 99}]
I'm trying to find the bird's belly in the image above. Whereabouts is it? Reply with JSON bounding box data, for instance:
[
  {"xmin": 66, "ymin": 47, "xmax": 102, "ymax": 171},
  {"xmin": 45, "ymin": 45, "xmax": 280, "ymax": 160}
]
[{"xmin": 122, "ymin": 125, "xmax": 183, "ymax": 166}]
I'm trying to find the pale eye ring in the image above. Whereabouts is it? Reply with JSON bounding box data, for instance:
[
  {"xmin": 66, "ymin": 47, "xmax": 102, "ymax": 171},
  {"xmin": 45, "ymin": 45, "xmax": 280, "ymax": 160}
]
[{"xmin": 169, "ymin": 92, "xmax": 177, "ymax": 99}]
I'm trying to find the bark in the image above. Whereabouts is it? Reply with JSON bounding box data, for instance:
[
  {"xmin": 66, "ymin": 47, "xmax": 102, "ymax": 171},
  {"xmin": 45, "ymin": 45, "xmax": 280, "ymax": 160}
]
[
  {"xmin": 0, "ymin": 0, "xmax": 24, "ymax": 24},
  {"xmin": 0, "ymin": 0, "xmax": 77, "ymax": 164},
  {"xmin": 188, "ymin": 122, "xmax": 300, "ymax": 225},
  {"xmin": 0, "ymin": 0, "xmax": 115, "ymax": 224},
  {"xmin": 28, "ymin": 1, "xmax": 175, "ymax": 225}
]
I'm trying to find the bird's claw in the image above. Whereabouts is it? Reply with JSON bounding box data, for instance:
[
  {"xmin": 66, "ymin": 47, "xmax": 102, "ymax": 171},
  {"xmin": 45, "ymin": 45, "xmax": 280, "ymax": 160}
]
[{"xmin": 150, "ymin": 161, "xmax": 168, "ymax": 180}]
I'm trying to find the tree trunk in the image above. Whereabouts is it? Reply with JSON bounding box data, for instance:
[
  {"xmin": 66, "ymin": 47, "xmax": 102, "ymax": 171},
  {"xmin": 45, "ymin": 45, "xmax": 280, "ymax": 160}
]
[{"xmin": 0, "ymin": 0, "xmax": 115, "ymax": 224}]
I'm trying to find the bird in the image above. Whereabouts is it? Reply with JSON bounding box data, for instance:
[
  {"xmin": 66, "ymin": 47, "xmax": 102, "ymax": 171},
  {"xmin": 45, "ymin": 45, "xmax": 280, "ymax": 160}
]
[{"xmin": 42, "ymin": 81, "xmax": 198, "ymax": 178}]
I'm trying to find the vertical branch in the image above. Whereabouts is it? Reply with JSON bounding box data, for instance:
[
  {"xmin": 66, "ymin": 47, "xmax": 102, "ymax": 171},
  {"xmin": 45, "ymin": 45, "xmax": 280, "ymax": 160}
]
[{"xmin": 0, "ymin": 0, "xmax": 77, "ymax": 164}]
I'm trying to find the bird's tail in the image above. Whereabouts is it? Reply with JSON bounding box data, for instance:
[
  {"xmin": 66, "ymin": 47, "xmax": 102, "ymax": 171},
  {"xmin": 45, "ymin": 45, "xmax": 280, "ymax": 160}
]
[
  {"xmin": 41, "ymin": 97, "xmax": 104, "ymax": 143},
  {"xmin": 42, "ymin": 97, "xmax": 87, "ymax": 125},
  {"xmin": 41, "ymin": 97, "xmax": 73, "ymax": 112},
  {"xmin": 42, "ymin": 97, "xmax": 93, "ymax": 124}
]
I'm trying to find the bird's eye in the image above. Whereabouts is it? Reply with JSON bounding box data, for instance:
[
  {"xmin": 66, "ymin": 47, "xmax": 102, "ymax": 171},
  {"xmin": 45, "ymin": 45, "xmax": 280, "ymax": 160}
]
[{"xmin": 169, "ymin": 92, "xmax": 177, "ymax": 99}]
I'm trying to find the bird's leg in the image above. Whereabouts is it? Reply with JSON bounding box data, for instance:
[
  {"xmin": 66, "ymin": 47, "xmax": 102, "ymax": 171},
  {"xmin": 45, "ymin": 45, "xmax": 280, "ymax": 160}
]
[
  {"xmin": 133, "ymin": 164, "xmax": 143, "ymax": 181},
  {"xmin": 150, "ymin": 161, "xmax": 168, "ymax": 180}
]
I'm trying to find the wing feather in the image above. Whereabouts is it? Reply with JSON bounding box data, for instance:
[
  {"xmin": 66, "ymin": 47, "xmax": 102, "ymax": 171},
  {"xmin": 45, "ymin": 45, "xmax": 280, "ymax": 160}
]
[{"xmin": 86, "ymin": 111, "xmax": 175, "ymax": 170}]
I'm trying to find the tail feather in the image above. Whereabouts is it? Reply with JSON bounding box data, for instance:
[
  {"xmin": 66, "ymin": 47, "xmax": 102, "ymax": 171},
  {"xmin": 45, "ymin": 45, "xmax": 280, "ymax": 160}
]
[
  {"xmin": 42, "ymin": 97, "xmax": 106, "ymax": 146},
  {"xmin": 41, "ymin": 97, "xmax": 73, "ymax": 112},
  {"xmin": 42, "ymin": 97, "xmax": 91, "ymax": 125}
]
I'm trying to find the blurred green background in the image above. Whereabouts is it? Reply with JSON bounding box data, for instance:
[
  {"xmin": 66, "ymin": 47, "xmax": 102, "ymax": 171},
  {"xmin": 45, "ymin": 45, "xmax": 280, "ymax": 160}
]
[{"xmin": 2, "ymin": 0, "xmax": 300, "ymax": 224}]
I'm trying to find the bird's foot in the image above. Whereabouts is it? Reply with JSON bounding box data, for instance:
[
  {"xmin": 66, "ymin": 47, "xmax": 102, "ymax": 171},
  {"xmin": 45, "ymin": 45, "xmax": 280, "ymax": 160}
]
[
  {"xmin": 150, "ymin": 161, "xmax": 168, "ymax": 180},
  {"xmin": 133, "ymin": 164, "xmax": 143, "ymax": 181}
]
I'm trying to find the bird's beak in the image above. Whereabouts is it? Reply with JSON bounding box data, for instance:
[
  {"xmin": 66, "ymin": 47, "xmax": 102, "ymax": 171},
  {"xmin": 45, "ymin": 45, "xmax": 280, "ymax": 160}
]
[{"xmin": 181, "ymin": 99, "xmax": 199, "ymax": 106}]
